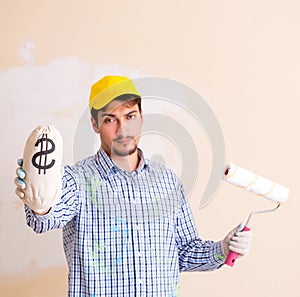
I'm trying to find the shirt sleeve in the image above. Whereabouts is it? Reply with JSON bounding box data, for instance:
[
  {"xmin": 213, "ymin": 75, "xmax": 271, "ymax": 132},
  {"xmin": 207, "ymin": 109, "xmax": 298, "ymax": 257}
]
[
  {"xmin": 175, "ymin": 183, "xmax": 225, "ymax": 272},
  {"xmin": 25, "ymin": 165, "xmax": 79, "ymax": 234}
]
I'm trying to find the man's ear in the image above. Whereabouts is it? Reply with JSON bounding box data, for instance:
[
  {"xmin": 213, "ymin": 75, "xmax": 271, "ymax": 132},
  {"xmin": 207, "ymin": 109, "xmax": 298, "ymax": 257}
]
[{"xmin": 91, "ymin": 117, "xmax": 99, "ymax": 133}]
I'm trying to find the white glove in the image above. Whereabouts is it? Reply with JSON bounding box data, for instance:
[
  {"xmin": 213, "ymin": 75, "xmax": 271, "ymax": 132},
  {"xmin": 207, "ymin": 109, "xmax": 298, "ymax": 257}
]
[{"xmin": 221, "ymin": 224, "xmax": 252, "ymax": 258}]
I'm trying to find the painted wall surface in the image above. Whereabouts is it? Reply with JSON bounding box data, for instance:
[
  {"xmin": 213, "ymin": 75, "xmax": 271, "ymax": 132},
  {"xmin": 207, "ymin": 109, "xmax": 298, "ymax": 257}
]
[{"xmin": 1, "ymin": 1, "xmax": 299, "ymax": 296}]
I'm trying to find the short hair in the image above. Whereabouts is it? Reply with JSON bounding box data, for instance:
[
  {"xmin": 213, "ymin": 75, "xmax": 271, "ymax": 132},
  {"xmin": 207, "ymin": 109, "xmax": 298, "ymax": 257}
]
[{"xmin": 91, "ymin": 94, "xmax": 142, "ymax": 125}]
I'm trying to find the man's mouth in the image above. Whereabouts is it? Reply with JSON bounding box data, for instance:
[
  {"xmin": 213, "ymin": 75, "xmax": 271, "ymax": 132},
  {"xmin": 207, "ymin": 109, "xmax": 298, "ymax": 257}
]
[{"xmin": 114, "ymin": 137, "xmax": 134, "ymax": 145}]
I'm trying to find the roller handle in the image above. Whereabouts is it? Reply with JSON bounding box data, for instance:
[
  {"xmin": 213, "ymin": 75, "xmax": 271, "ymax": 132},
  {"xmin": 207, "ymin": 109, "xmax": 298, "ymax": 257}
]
[{"xmin": 225, "ymin": 226, "xmax": 251, "ymax": 267}]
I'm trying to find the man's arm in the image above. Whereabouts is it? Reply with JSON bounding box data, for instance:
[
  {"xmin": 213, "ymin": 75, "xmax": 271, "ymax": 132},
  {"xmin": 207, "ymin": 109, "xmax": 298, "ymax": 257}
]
[
  {"xmin": 175, "ymin": 183, "xmax": 225, "ymax": 272},
  {"xmin": 175, "ymin": 182, "xmax": 252, "ymax": 272}
]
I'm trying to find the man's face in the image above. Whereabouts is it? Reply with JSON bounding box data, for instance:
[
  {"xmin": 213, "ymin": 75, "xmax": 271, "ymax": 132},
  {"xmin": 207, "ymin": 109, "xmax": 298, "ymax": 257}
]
[{"xmin": 92, "ymin": 100, "xmax": 143, "ymax": 157}]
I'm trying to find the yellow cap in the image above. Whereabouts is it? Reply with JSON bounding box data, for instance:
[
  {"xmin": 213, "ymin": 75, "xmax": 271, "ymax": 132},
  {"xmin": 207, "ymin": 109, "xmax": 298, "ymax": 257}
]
[{"xmin": 89, "ymin": 75, "xmax": 141, "ymax": 110}]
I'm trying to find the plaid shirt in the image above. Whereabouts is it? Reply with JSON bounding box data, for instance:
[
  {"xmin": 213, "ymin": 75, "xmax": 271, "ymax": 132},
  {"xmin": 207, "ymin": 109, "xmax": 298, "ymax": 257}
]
[{"xmin": 25, "ymin": 148, "xmax": 225, "ymax": 297}]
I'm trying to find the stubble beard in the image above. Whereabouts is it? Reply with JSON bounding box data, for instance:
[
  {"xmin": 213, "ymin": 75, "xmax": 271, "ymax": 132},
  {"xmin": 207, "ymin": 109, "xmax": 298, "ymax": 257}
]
[{"xmin": 111, "ymin": 137, "xmax": 138, "ymax": 157}]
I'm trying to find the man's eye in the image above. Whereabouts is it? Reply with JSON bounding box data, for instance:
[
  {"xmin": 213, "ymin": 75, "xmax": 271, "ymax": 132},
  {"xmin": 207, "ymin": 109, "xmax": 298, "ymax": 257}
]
[
  {"xmin": 104, "ymin": 118, "xmax": 115, "ymax": 123},
  {"xmin": 127, "ymin": 115, "xmax": 136, "ymax": 120}
]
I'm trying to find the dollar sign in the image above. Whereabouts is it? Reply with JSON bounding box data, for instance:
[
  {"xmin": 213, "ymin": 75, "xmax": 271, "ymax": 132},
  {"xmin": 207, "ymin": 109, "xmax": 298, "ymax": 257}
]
[{"xmin": 32, "ymin": 133, "xmax": 56, "ymax": 174}]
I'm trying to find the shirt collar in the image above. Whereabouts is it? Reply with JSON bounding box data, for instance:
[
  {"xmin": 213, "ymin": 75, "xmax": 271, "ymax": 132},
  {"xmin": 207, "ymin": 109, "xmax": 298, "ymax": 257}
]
[{"xmin": 96, "ymin": 147, "xmax": 150, "ymax": 177}]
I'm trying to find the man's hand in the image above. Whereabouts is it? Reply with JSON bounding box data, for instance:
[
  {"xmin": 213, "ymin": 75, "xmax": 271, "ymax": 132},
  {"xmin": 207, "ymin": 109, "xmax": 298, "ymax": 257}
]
[
  {"xmin": 221, "ymin": 224, "xmax": 252, "ymax": 258},
  {"xmin": 14, "ymin": 158, "xmax": 51, "ymax": 215}
]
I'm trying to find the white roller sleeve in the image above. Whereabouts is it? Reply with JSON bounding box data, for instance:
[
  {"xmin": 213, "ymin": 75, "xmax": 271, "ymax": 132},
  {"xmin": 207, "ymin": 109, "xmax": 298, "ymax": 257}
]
[{"xmin": 223, "ymin": 163, "xmax": 289, "ymax": 203}]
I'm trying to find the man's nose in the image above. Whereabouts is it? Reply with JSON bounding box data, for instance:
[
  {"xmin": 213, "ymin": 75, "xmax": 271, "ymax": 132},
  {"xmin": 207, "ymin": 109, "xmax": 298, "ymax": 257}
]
[{"xmin": 116, "ymin": 118, "xmax": 128, "ymax": 135}]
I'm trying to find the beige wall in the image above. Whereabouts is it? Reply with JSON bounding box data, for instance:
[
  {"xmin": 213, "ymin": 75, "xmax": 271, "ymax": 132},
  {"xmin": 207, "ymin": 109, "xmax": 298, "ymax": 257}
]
[{"xmin": 1, "ymin": 0, "xmax": 299, "ymax": 296}]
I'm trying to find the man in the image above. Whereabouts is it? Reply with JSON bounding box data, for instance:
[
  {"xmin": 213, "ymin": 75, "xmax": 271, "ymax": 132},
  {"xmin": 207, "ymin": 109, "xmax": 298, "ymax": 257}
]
[{"xmin": 15, "ymin": 76, "xmax": 252, "ymax": 297}]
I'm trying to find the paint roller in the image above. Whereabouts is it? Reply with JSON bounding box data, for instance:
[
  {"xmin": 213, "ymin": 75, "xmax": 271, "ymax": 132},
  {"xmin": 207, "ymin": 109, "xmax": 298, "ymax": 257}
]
[{"xmin": 223, "ymin": 162, "xmax": 289, "ymax": 267}]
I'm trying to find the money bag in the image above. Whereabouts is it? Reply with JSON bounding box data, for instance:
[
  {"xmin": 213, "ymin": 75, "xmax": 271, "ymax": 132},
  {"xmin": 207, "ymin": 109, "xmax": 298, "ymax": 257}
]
[{"xmin": 22, "ymin": 125, "xmax": 63, "ymax": 212}]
